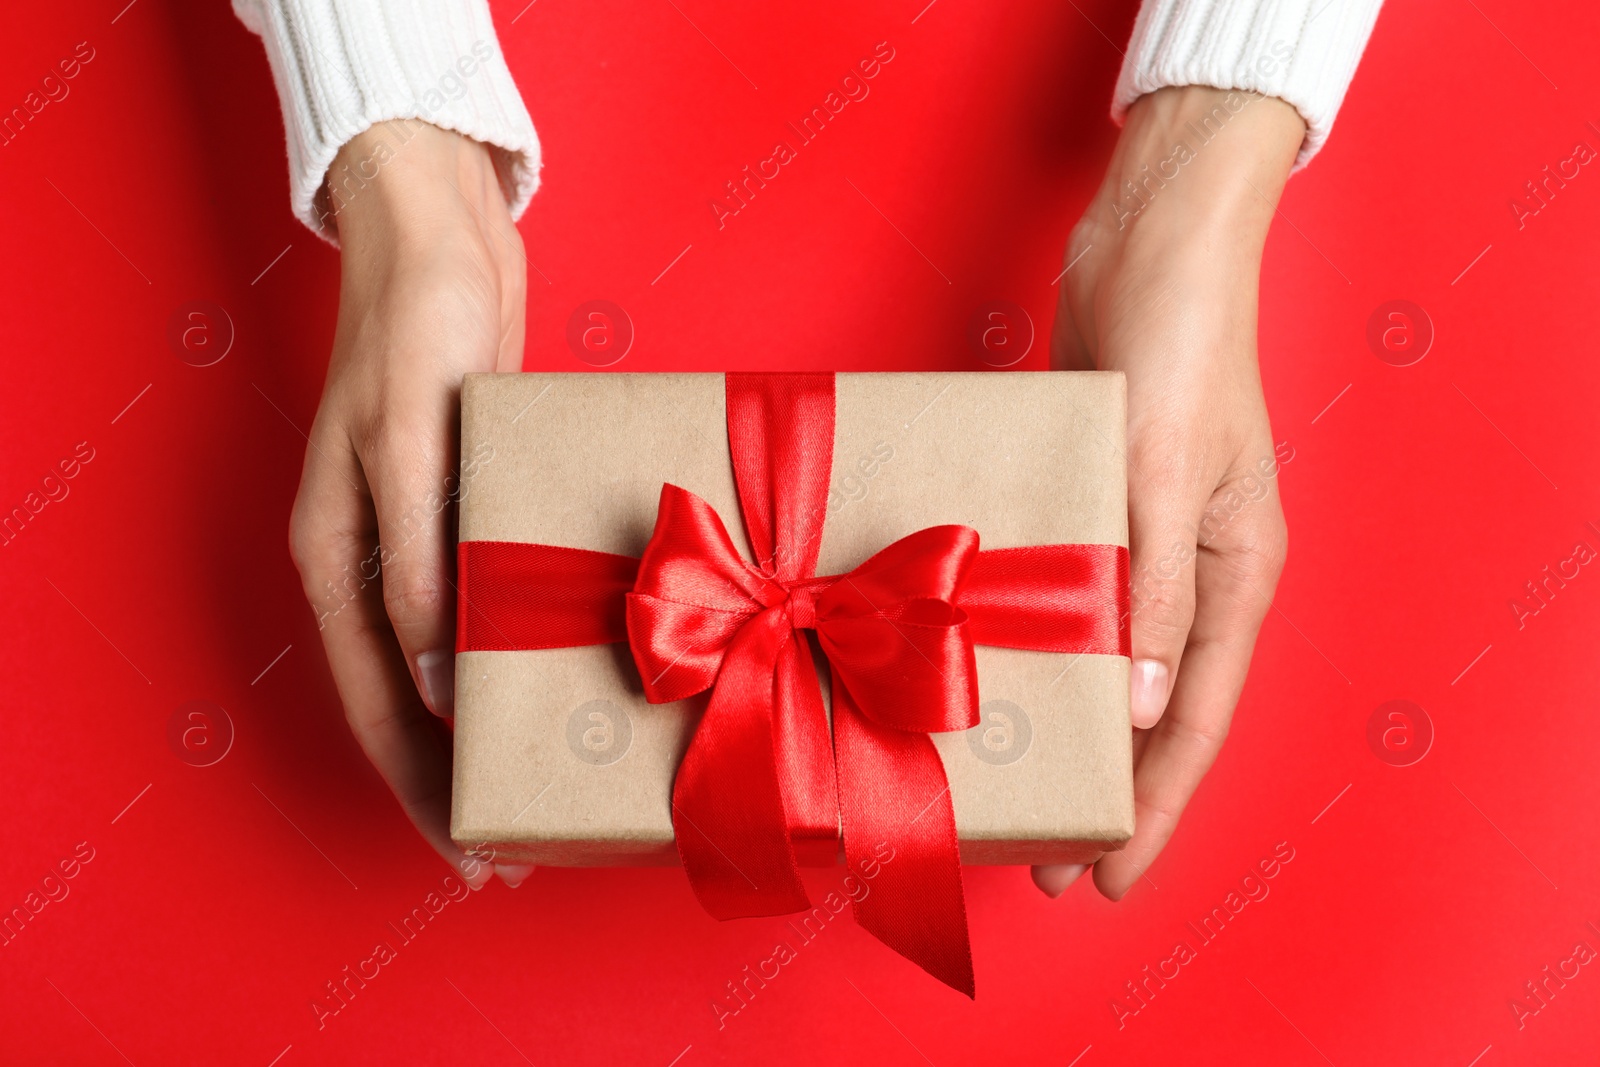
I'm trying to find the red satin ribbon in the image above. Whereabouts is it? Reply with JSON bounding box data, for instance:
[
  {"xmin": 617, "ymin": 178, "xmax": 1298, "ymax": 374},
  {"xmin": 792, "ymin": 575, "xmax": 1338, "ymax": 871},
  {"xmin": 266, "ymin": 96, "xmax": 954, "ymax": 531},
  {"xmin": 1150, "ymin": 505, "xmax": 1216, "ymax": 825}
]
[{"xmin": 456, "ymin": 372, "xmax": 1130, "ymax": 996}]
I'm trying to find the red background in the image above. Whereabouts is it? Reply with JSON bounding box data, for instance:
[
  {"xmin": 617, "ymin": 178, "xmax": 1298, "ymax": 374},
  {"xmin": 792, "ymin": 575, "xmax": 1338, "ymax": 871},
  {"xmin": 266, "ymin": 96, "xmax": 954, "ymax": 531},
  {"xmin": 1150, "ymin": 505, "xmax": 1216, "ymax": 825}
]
[{"xmin": 4, "ymin": 1, "xmax": 1598, "ymax": 1063}]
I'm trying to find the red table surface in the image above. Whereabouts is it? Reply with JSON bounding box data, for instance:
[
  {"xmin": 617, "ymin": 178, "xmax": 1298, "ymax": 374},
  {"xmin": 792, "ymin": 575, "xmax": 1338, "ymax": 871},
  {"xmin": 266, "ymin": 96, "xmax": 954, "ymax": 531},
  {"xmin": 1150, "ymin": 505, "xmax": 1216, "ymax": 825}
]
[{"xmin": 4, "ymin": 1, "xmax": 1599, "ymax": 1064}]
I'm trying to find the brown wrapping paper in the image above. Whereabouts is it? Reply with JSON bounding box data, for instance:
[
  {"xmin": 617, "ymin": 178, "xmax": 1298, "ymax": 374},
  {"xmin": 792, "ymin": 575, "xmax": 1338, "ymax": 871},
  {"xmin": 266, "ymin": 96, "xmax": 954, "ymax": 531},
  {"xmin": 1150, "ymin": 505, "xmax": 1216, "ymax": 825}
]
[{"xmin": 451, "ymin": 372, "xmax": 1133, "ymax": 867}]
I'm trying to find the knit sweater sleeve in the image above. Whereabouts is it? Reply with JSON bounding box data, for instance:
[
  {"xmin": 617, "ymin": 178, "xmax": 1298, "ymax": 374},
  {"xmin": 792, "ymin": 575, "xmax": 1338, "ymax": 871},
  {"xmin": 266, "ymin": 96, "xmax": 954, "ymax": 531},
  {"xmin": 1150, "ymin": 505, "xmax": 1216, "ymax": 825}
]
[
  {"xmin": 1113, "ymin": 0, "xmax": 1384, "ymax": 167},
  {"xmin": 232, "ymin": 0, "xmax": 540, "ymax": 243}
]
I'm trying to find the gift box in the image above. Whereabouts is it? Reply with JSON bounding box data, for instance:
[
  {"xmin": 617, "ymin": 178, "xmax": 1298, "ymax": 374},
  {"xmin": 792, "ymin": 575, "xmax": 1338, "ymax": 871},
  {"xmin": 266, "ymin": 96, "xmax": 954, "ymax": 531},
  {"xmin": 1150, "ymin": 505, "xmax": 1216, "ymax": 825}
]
[{"xmin": 451, "ymin": 371, "xmax": 1133, "ymax": 993}]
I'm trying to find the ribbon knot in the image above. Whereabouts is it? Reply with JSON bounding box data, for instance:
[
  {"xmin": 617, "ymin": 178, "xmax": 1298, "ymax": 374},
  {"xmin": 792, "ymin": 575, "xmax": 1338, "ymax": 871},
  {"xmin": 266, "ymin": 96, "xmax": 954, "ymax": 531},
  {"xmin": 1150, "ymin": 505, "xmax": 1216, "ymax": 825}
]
[{"xmin": 782, "ymin": 580, "xmax": 820, "ymax": 630}]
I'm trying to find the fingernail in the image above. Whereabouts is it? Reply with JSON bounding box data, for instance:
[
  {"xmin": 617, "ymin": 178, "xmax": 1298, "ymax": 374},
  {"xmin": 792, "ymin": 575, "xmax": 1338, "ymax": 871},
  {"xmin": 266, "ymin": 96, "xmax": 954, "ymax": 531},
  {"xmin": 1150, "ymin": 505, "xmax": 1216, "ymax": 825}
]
[
  {"xmin": 1130, "ymin": 659, "xmax": 1170, "ymax": 729},
  {"xmin": 460, "ymin": 857, "xmax": 494, "ymax": 890},
  {"xmin": 417, "ymin": 650, "xmax": 455, "ymax": 718},
  {"xmin": 1032, "ymin": 863, "xmax": 1088, "ymax": 898},
  {"xmin": 496, "ymin": 863, "xmax": 535, "ymax": 889}
]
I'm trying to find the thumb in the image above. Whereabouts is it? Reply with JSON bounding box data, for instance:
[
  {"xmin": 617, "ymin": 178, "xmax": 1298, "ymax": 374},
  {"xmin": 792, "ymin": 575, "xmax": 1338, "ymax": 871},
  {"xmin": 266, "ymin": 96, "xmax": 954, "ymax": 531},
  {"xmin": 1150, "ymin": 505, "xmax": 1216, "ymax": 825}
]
[{"xmin": 1126, "ymin": 479, "xmax": 1199, "ymax": 729}]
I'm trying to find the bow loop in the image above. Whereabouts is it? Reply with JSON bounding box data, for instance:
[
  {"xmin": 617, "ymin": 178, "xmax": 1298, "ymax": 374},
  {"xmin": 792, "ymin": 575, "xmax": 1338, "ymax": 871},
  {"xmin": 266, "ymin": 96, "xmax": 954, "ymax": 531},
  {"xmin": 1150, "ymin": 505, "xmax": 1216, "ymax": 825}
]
[
  {"xmin": 811, "ymin": 524, "xmax": 983, "ymax": 736},
  {"xmin": 626, "ymin": 485, "xmax": 782, "ymax": 704},
  {"xmin": 632, "ymin": 484, "xmax": 782, "ymax": 611},
  {"xmin": 816, "ymin": 524, "xmax": 980, "ymax": 620}
]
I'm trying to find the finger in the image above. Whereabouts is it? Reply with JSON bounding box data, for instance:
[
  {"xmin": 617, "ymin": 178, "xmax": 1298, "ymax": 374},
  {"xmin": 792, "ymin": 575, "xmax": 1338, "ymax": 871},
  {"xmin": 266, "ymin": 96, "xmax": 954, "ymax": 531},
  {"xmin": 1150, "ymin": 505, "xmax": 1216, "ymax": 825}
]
[
  {"xmin": 289, "ymin": 424, "xmax": 491, "ymax": 888},
  {"xmin": 1031, "ymin": 725, "xmax": 1154, "ymax": 896},
  {"xmin": 1125, "ymin": 471, "xmax": 1203, "ymax": 729},
  {"xmin": 1093, "ymin": 500, "xmax": 1286, "ymax": 901},
  {"xmin": 1048, "ymin": 228, "xmax": 1098, "ymax": 372},
  {"xmin": 363, "ymin": 392, "xmax": 461, "ymax": 719},
  {"xmin": 495, "ymin": 863, "xmax": 535, "ymax": 888},
  {"xmin": 1032, "ymin": 861, "xmax": 1095, "ymax": 898},
  {"xmin": 1130, "ymin": 723, "xmax": 1154, "ymax": 765}
]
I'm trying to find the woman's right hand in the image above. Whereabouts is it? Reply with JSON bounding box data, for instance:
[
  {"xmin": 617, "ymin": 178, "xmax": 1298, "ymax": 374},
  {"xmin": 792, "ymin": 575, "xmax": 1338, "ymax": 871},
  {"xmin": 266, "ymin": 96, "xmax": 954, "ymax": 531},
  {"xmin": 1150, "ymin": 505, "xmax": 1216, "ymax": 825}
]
[{"xmin": 287, "ymin": 120, "xmax": 533, "ymax": 889}]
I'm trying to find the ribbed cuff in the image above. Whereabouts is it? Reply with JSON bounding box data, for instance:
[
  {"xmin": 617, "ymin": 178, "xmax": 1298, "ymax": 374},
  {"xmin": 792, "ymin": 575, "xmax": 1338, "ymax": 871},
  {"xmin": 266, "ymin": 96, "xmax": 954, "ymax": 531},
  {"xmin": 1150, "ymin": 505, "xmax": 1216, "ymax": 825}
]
[
  {"xmin": 1112, "ymin": 0, "xmax": 1383, "ymax": 168},
  {"xmin": 233, "ymin": 0, "xmax": 540, "ymax": 243}
]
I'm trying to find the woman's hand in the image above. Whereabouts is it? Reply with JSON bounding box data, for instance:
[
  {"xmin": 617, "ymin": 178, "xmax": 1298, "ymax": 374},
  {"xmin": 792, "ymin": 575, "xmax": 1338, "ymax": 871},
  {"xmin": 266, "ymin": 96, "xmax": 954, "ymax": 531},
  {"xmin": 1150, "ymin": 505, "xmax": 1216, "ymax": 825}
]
[
  {"xmin": 1035, "ymin": 87, "xmax": 1303, "ymax": 901},
  {"xmin": 287, "ymin": 121, "xmax": 533, "ymax": 889}
]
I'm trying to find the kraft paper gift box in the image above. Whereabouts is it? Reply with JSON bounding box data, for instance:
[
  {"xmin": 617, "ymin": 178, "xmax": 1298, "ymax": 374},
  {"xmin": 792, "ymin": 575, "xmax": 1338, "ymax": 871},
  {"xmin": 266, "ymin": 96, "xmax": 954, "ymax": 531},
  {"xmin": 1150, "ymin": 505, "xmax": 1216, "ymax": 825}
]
[{"xmin": 450, "ymin": 371, "xmax": 1134, "ymax": 869}]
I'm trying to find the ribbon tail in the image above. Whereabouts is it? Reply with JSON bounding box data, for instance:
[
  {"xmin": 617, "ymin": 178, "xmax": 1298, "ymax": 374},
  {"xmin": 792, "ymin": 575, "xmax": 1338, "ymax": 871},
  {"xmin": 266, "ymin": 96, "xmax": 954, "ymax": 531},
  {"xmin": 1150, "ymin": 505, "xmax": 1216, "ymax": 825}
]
[
  {"xmin": 672, "ymin": 609, "xmax": 811, "ymax": 919},
  {"xmin": 774, "ymin": 633, "xmax": 842, "ymax": 865},
  {"xmin": 832, "ymin": 670, "xmax": 975, "ymax": 998}
]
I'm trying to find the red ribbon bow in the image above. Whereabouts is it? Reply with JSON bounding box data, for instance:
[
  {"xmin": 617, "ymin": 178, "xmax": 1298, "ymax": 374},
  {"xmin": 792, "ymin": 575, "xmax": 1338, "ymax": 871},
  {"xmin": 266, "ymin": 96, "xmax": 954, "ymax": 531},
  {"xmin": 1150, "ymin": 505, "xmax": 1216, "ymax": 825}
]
[{"xmin": 457, "ymin": 373, "xmax": 1129, "ymax": 996}]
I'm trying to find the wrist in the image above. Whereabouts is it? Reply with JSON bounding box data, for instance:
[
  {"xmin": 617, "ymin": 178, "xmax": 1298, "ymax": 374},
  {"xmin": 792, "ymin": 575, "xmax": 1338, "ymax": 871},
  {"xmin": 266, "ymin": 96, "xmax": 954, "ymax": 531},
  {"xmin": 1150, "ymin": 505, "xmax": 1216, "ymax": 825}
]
[
  {"xmin": 322, "ymin": 121, "xmax": 504, "ymax": 248},
  {"xmin": 1093, "ymin": 86, "xmax": 1305, "ymax": 248}
]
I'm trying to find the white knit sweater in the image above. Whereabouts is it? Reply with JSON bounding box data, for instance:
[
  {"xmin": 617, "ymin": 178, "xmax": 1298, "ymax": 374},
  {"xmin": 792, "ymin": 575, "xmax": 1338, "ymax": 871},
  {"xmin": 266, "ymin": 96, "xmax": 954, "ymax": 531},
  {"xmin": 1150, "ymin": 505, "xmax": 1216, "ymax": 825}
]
[{"xmin": 235, "ymin": 0, "xmax": 1382, "ymax": 240}]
